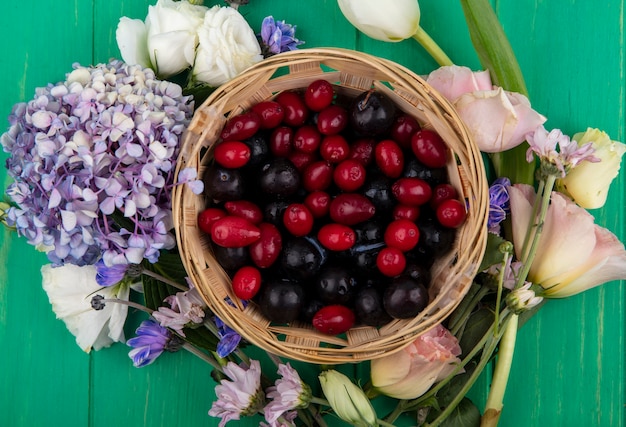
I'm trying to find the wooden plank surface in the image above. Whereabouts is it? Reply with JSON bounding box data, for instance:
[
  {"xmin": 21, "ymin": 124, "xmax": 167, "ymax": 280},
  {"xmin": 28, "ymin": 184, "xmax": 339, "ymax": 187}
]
[{"xmin": 0, "ymin": 1, "xmax": 623, "ymax": 426}]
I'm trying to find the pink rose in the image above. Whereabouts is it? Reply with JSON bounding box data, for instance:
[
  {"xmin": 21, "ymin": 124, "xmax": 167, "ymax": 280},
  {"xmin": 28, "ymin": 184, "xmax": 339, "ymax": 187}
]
[
  {"xmin": 426, "ymin": 65, "xmax": 546, "ymax": 153},
  {"xmin": 426, "ymin": 64, "xmax": 492, "ymax": 101},
  {"xmin": 370, "ymin": 324, "xmax": 462, "ymax": 399},
  {"xmin": 508, "ymin": 184, "xmax": 626, "ymax": 297}
]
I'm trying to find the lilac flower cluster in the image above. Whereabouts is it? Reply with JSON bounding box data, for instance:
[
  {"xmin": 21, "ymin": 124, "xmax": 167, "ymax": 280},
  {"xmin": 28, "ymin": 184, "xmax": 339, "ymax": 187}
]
[{"xmin": 1, "ymin": 60, "xmax": 202, "ymax": 267}]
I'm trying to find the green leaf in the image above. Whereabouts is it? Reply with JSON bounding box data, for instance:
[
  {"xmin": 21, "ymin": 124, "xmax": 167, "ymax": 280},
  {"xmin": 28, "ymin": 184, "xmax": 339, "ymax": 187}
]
[
  {"xmin": 459, "ymin": 0, "xmax": 536, "ymax": 185},
  {"xmin": 459, "ymin": 308, "xmax": 495, "ymax": 358},
  {"xmin": 181, "ymin": 326, "xmax": 219, "ymax": 352},
  {"xmin": 141, "ymin": 252, "xmax": 187, "ymax": 311},
  {"xmin": 459, "ymin": 0, "xmax": 527, "ymax": 95},
  {"xmin": 434, "ymin": 398, "xmax": 481, "ymax": 427}
]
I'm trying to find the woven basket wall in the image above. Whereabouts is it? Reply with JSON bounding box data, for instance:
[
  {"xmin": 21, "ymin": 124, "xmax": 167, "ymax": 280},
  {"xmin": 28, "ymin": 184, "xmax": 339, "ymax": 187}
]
[{"xmin": 172, "ymin": 48, "xmax": 489, "ymax": 364}]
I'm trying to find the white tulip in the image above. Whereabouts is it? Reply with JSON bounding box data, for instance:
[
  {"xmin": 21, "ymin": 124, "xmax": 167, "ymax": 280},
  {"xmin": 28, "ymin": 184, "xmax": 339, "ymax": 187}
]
[{"xmin": 337, "ymin": 0, "xmax": 420, "ymax": 42}]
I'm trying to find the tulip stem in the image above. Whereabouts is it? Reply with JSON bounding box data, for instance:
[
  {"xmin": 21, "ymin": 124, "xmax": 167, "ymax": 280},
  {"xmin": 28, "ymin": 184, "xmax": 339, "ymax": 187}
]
[
  {"xmin": 493, "ymin": 250, "xmax": 511, "ymax": 336},
  {"xmin": 516, "ymin": 174, "xmax": 556, "ymax": 290},
  {"xmin": 411, "ymin": 26, "xmax": 454, "ymax": 66},
  {"xmin": 423, "ymin": 313, "xmax": 512, "ymax": 427},
  {"xmin": 480, "ymin": 314, "xmax": 519, "ymax": 427}
]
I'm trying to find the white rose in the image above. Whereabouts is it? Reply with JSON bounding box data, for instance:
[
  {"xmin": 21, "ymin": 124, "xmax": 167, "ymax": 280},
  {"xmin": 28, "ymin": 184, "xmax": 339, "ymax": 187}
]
[
  {"xmin": 116, "ymin": 0, "xmax": 207, "ymax": 77},
  {"xmin": 192, "ymin": 6, "xmax": 263, "ymax": 87},
  {"xmin": 41, "ymin": 264, "xmax": 130, "ymax": 352}
]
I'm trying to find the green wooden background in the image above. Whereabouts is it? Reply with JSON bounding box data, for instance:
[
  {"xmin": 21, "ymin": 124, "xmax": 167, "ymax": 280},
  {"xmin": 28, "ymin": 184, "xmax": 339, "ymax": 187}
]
[{"xmin": 0, "ymin": 1, "xmax": 623, "ymax": 426}]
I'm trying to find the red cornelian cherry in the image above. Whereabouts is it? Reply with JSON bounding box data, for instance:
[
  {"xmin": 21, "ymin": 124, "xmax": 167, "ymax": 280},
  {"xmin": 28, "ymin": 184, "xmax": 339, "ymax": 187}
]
[
  {"xmin": 224, "ymin": 200, "xmax": 263, "ymax": 225},
  {"xmin": 392, "ymin": 204, "xmax": 420, "ymax": 222},
  {"xmin": 317, "ymin": 104, "xmax": 348, "ymax": 135},
  {"xmin": 250, "ymin": 101, "xmax": 285, "ymax": 129},
  {"xmin": 275, "ymin": 91, "xmax": 309, "ymax": 126},
  {"xmin": 430, "ymin": 183, "xmax": 459, "ymax": 209},
  {"xmin": 411, "ymin": 129, "xmax": 449, "ymax": 168},
  {"xmin": 269, "ymin": 126, "xmax": 294, "ymax": 157},
  {"xmin": 197, "ymin": 208, "xmax": 226, "ymax": 235},
  {"xmin": 392, "ymin": 177, "xmax": 432, "ymax": 206},
  {"xmin": 213, "ymin": 141, "xmax": 251, "ymax": 169},
  {"xmin": 384, "ymin": 219, "xmax": 420, "ymax": 252},
  {"xmin": 375, "ymin": 139, "xmax": 404, "ymax": 178},
  {"xmin": 293, "ymin": 125, "xmax": 322, "ymax": 153},
  {"xmin": 317, "ymin": 223, "xmax": 356, "ymax": 251},
  {"xmin": 320, "ymin": 135, "xmax": 350, "ymax": 163},
  {"xmin": 249, "ymin": 223, "xmax": 282, "ymax": 268},
  {"xmin": 348, "ymin": 138, "xmax": 376, "ymax": 166},
  {"xmin": 220, "ymin": 111, "xmax": 261, "ymax": 141},
  {"xmin": 304, "ymin": 191, "xmax": 331, "ymax": 218},
  {"xmin": 376, "ymin": 246, "xmax": 407, "ymax": 277},
  {"xmin": 305, "ymin": 79, "xmax": 334, "ymax": 111},
  {"xmin": 329, "ymin": 193, "xmax": 376, "ymax": 225},
  {"xmin": 283, "ymin": 203, "xmax": 314, "ymax": 237},
  {"xmin": 288, "ymin": 150, "xmax": 317, "ymax": 172},
  {"xmin": 390, "ymin": 114, "xmax": 421, "ymax": 148},
  {"xmin": 232, "ymin": 266, "xmax": 262, "ymax": 300},
  {"xmin": 312, "ymin": 304, "xmax": 355, "ymax": 335},
  {"xmin": 302, "ymin": 160, "xmax": 334, "ymax": 192},
  {"xmin": 211, "ymin": 216, "xmax": 261, "ymax": 247},
  {"xmin": 333, "ymin": 159, "xmax": 366, "ymax": 192},
  {"xmin": 436, "ymin": 198, "xmax": 467, "ymax": 228}
]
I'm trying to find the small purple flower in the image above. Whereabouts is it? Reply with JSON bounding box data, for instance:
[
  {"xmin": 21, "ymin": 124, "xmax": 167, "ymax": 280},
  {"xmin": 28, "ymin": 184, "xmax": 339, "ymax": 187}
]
[
  {"xmin": 209, "ymin": 360, "xmax": 265, "ymax": 427},
  {"xmin": 259, "ymin": 16, "xmax": 304, "ymax": 56},
  {"xmin": 488, "ymin": 177, "xmax": 511, "ymax": 232},
  {"xmin": 127, "ymin": 319, "xmax": 182, "ymax": 367},
  {"xmin": 95, "ymin": 259, "xmax": 128, "ymax": 286},
  {"xmin": 263, "ymin": 363, "xmax": 311, "ymax": 426},
  {"xmin": 215, "ymin": 316, "xmax": 242, "ymax": 358}
]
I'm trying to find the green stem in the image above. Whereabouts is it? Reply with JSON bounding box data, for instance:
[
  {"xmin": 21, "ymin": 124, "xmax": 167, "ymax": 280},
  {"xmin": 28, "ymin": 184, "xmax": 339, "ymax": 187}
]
[
  {"xmin": 515, "ymin": 175, "xmax": 556, "ymax": 289},
  {"xmin": 377, "ymin": 418, "xmax": 398, "ymax": 427},
  {"xmin": 182, "ymin": 342, "xmax": 223, "ymax": 372},
  {"xmin": 480, "ymin": 314, "xmax": 519, "ymax": 427},
  {"xmin": 141, "ymin": 268, "xmax": 188, "ymax": 291},
  {"xmin": 411, "ymin": 26, "xmax": 453, "ymax": 66},
  {"xmin": 309, "ymin": 397, "xmax": 330, "ymax": 406},
  {"xmin": 423, "ymin": 313, "xmax": 512, "ymax": 427},
  {"xmin": 449, "ymin": 284, "xmax": 490, "ymax": 336},
  {"xmin": 493, "ymin": 250, "xmax": 511, "ymax": 336},
  {"xmin": 519, "ymin": 179, "xmax": 545, "ymax": 261}
]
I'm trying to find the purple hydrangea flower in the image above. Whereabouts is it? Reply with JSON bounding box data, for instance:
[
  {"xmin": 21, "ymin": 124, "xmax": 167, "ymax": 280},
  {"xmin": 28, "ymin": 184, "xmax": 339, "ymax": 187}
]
[
  {"xmin": 127, "ymin": 319, "xmax": 182, "ymax": 367},
  {"xmin": 488, "ymin": 177, "xmax": 511, "ymax": 232},
  {"xmin": 259, "ymin": 16, "xmax": 304, "ymax": 56},
  {"xmin": 1, "ymin": 61, "xmax": 203, "ymax": 267}
]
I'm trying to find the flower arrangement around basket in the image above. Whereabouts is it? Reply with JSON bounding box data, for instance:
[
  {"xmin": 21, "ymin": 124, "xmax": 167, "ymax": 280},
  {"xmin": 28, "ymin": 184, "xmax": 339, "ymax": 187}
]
[{"xmin": 1, "ymin": 1, "xmax": 625, "ymax": 427}]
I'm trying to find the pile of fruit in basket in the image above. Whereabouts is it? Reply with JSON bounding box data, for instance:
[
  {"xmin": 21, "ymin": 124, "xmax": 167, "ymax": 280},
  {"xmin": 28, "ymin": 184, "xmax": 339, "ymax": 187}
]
[{"xmin": 198, "ymin": 79, "xmax": 466, "ymax": 335}]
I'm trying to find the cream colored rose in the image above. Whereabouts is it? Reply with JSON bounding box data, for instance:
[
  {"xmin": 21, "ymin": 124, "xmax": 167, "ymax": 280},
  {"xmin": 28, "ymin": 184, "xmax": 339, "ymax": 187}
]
[{"xmin": 192, "ymin": 6, "xmax": 262, "ymax": 87}]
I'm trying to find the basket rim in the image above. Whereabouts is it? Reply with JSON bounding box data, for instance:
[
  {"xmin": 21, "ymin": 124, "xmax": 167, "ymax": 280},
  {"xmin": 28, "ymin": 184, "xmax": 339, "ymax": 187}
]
[{"xmin": 172, "ymin": 47, "xmax": 489, "ymax": 364}]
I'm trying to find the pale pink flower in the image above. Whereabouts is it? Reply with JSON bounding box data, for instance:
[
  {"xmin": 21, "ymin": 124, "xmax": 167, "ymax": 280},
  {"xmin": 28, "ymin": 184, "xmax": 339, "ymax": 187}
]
[
  {"xmin": 426, "ymin": 65, "xmax": 492, "ymax": 101},
  {"xmin": 370, "ymin": 324, "xmax": 462, "ymax": 399},
  {"xmin": 526, "ymin": 127, "xmax": 599, "ymax": 177},
  {"xmin": 152, "ymin": 286, "xmax": 206, "ymax": 336},
  {"xmin": 264, "ymin": 363, "xmax": 311, "ymax": 426},
  {"xmin": 426, "ymin": 65, "xmax": 546, "ymax": 153},
  {"xmin": 209, "ymin": 360, "xmax": 264, "ymax": 427},
  {"xmin": 508, "ymin": 184, "xmax": 626, "ymax": 297}
]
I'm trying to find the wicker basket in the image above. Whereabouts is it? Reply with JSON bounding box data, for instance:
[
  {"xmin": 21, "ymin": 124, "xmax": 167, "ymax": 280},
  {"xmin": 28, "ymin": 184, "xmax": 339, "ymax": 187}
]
[{"xmin": 172, "ymin": 48, "xmax": 489, "ymax": 364}]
